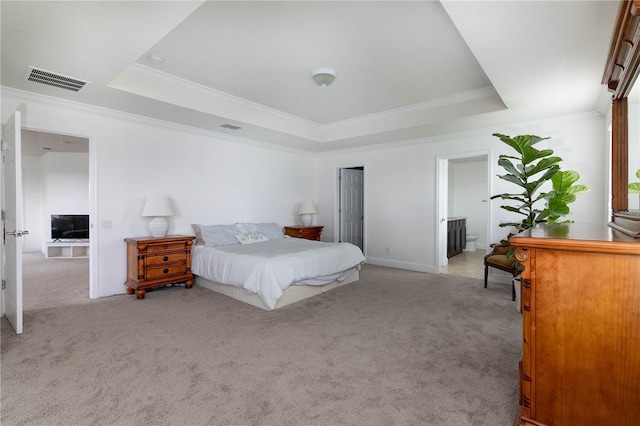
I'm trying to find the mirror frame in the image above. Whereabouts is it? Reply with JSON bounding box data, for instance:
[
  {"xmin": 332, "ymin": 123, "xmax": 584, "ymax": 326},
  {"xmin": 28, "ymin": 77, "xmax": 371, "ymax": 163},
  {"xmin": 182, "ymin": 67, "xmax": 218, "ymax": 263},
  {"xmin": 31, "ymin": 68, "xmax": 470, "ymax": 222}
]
[{"xmin": 602, "ymin": 0, "xmax": 640, "ymax": 213}]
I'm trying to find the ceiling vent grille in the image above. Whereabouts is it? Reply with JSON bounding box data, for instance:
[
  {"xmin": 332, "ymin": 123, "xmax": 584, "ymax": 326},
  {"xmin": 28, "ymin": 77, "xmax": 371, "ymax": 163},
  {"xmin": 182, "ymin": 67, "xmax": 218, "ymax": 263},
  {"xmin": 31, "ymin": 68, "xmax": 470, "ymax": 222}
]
[
  {"xmin": 220, "ymin": 124, "xmax": 242, "ymax": 130},
  {"xmin": 24, "ymin": 66, "xmax": 89, "ymax": 92}
]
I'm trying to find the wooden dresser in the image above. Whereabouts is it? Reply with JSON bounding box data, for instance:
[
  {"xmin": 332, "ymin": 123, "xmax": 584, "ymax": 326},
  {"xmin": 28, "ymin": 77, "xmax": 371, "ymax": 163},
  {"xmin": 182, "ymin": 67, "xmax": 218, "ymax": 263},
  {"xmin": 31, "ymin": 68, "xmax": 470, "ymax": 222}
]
[
  {"xmin": 284, "ymin": 225, "xmax": 323, "ymax": 241},
  {"xmin": 124, "ymin": 235, "xmax": 195, "ymax": 299},
  {"xmin": 510, "ymin": 223, "xmax": 640, "ymax": 426}
]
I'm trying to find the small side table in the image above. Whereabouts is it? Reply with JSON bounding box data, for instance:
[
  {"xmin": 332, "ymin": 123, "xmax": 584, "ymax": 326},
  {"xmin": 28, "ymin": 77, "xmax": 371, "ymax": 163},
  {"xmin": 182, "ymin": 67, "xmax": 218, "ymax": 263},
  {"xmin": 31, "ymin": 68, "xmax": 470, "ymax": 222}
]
[
  {"xmin": 284, "ymin": 226, "xmax": 323, "ymax": 241},
  {"xmin": 124, "ymin": 235, "xmax": 195, "ymax": 299}
]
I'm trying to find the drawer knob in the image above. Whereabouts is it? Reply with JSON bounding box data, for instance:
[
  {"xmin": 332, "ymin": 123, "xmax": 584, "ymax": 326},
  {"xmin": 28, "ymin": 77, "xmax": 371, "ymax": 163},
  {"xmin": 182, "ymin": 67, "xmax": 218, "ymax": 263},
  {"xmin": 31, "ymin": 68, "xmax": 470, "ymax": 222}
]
[
  {"xmin": 163, "ymin": 268, "xmax": 169, "ymax": 274},
  {"xmin": 163, "ymin": 256, "xmax": 169, "ymax": 262}
]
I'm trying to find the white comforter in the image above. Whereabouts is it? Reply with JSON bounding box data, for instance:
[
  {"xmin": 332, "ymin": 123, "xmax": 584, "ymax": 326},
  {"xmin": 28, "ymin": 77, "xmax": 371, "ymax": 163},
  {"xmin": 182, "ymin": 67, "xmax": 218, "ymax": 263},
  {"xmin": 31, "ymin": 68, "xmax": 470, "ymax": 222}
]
[{"xmin": 191, "ymin": 238, "xmax": 365, "ymax": 309}]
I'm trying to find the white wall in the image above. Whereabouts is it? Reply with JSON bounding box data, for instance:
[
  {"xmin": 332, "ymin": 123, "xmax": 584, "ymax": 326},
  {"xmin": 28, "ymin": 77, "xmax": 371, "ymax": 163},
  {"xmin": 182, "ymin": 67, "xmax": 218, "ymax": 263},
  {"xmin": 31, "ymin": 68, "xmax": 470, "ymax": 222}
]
[
  {"xmin": 316, "ymin": 112, "xmax": 608, "ymax": 273},
  {"xmin": 43, "ymin": 152, "xmax": 90, "ymax": 245},
  {"xmin": 2, "ymin": 88, "xmax": 316, "ymax": 298},
  {"xmin": 23, "ymin": 152, "xmax": 90, "ymax": 252}
]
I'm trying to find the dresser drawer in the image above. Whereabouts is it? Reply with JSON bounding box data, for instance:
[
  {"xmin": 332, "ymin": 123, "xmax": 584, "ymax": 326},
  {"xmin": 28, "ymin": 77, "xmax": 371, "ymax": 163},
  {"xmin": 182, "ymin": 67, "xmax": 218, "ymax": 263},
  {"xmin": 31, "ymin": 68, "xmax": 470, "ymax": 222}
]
[
  {"xmin": 146, "ymin": 252, "xmax": 186, "ymax": 266},
  {"xmin": 145, "ymin": 264, "xmax": 188, "ymax": 280},
  {"xmin": 145, "ymin": 241, "xmax": 186, "ymax": 253}
]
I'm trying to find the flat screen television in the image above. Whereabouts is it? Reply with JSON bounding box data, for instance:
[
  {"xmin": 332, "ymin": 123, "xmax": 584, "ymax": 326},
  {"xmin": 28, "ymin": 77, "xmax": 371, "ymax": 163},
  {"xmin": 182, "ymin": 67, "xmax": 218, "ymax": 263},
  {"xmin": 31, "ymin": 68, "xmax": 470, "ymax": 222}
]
[{"xmin": 51, "ymin": 214, "xmax": 89, "ymax": 241}]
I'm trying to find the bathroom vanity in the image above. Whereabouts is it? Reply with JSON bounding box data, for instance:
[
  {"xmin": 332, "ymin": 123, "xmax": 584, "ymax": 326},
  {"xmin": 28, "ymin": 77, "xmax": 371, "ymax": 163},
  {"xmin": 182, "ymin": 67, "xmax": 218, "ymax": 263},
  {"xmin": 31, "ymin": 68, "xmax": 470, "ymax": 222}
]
[{"xmin": 447, "ymin": 217, "xmax": 466, "ymax": 258}]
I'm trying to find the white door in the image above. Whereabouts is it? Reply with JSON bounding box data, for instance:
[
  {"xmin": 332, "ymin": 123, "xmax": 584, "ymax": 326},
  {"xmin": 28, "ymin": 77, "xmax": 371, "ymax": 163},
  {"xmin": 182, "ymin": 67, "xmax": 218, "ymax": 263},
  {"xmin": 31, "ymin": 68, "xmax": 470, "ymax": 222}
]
[
  {"xmin": 437, "ymin": 158, "xmax": 449, "ymax": 270},
  {"xmin": 339, "ymin": 168, "xmax": 364, "ymax": 251},
  {"xmin": 3, "ymin": 110, "xmax": 26, "ymax": 334}
]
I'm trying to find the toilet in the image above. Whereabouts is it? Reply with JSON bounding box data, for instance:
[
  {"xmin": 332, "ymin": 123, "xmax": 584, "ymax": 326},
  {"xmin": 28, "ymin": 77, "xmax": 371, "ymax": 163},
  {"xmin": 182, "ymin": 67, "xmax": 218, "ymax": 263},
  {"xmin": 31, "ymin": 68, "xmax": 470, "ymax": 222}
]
[{"xmin": 464, "ymin": 232, "xmax": 479, "ymax": 251}]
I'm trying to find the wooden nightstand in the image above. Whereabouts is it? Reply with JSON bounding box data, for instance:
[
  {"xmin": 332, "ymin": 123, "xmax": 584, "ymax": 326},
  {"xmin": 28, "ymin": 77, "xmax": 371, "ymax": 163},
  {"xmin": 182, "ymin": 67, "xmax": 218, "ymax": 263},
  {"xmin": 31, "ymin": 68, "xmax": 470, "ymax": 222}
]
[
  {"xmin": 124, "ymin": 235, "xmax": 195, "ymax": 299},
  {"xmin": 284, "ymin": 225, "xmax": 323, "ymax": 241}
]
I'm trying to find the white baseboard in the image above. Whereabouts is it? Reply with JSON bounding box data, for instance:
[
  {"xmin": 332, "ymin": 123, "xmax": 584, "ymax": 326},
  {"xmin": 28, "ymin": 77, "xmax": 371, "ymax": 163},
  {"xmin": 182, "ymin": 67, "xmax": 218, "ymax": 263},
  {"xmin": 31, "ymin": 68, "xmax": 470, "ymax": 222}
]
[{"xmin": 365, "ymin": 257, "xmax": 437, "ymax": 273}]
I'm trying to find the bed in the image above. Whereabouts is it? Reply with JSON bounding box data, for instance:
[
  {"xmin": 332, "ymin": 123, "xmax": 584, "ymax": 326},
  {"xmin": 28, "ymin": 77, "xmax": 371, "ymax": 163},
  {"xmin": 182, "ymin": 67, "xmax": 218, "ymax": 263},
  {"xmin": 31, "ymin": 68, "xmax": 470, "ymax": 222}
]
[{"xmin": 190, "ymin": 223, "xmax": 366, "ymax": 310}]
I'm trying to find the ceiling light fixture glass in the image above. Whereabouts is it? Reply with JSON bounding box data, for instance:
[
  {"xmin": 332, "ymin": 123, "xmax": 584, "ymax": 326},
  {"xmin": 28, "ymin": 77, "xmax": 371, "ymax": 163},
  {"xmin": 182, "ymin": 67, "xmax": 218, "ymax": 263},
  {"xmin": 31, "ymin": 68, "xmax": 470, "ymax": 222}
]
[
  {"xmin": 311, "ymin": 67, "xmax": 336, "ymax": 87},
  {"xmin": 147, "ymin": 54, "xmax": 164, "ymax": 65}
]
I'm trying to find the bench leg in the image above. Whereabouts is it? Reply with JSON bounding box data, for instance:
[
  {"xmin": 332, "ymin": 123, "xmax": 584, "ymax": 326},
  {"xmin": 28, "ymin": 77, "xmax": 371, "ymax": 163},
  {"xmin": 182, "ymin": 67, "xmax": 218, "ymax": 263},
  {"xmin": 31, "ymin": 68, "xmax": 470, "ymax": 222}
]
[{"xmin": 484, "ymin": 265, "xmax": 489, "ymax": 288}]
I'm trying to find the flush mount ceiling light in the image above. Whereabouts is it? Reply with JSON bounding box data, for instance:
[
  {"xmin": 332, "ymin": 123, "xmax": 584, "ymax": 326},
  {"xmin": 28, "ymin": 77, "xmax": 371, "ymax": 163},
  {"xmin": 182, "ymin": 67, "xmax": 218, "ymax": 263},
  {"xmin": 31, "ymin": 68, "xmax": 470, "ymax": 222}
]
[
  {"xmin": 311, "ymin": 67, "xmax": 336, "ymax": 87},
  {"xmin": 147, "ymin": 54, "xmax": 164, "ymax": 64}
]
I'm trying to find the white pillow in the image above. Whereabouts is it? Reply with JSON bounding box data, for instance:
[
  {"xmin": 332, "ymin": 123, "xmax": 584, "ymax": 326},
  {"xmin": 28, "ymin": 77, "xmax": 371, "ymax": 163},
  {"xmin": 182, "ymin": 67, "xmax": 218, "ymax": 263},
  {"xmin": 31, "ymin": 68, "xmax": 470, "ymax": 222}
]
[
  {"xmin": 197, "ymin": 224, "xmax": 245, "ymax": 246},
  {"xmin": 235, "ymin": 232, "xmax": 269, "ymax": 244},
  {"xmin": 242, "ymin": 223, "xmax": 285, "ymax": 239}
]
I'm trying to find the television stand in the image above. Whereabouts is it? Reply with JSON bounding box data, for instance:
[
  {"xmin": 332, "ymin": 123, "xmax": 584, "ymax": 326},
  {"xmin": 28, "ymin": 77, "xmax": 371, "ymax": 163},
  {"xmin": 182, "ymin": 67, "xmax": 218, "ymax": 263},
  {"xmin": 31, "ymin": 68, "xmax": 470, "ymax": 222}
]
[{"xmin": 45, "ymin": 241, "xmax": 89, "ymax": 259}]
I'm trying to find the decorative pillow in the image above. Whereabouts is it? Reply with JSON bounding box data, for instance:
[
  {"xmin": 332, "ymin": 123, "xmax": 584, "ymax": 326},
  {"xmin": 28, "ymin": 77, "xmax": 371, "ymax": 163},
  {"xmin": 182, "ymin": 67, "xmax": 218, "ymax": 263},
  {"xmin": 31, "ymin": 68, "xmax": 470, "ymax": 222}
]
[
  {"xmin": 191, "ymin": 224, "xmax": 205, "ymax": 245},
  {"xmin": 235, "ymin": 232, "xmax": 269, "ymax": 245},
  {"xmin": 197, "ymin": 224, "xmax": 245, "ymax": 246},
  {"xmin": 242, "ymin": 223, "xmax": 285, "ymax": 239}
]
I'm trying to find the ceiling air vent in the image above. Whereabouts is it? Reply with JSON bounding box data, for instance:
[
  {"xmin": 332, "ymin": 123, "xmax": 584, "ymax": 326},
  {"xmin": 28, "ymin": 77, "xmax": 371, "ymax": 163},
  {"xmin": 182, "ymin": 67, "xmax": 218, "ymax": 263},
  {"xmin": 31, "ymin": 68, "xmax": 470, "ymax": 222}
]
[
  {"xmin": 24, "ymin": 66, "xmax": 89, "ymax": 92},
  {"xmin": 220, "ymin": 124, "xmax": 242, "ymax": 131}
]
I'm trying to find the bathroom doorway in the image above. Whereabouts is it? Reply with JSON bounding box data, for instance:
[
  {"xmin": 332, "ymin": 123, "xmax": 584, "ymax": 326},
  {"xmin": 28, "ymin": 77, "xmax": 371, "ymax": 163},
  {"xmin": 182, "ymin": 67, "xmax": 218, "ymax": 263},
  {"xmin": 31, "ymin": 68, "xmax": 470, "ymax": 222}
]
[{"xmin": 437, "ymin": 151, "xmax": 491, "ymax": 280}]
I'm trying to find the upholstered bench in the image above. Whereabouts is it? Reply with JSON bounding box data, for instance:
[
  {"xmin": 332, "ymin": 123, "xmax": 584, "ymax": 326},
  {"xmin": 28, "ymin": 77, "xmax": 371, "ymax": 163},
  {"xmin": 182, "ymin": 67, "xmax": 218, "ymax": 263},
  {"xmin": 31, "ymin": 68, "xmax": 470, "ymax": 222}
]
[{"xmin": 484, "ymin": 243, "xmax": 519, "ymax": 300}]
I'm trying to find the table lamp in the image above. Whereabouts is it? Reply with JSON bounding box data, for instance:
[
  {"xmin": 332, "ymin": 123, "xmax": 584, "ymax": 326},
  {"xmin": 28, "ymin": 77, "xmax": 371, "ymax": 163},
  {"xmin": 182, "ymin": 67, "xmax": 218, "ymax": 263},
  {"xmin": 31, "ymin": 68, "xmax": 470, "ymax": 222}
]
[
  {"xmin": 298, "ymin": 200, "xmax": 318, "ymax": 226},
  {"xmin": 142, "ymin": 195, "xmax": 175, "ymax": 237}
]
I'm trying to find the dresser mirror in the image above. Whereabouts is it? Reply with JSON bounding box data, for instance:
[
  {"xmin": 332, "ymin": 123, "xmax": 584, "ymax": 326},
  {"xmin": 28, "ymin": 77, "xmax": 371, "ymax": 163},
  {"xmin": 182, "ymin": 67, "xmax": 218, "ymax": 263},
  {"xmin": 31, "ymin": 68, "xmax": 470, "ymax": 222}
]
[
  {"xmin": 602, "ymin": 1, "xmax": 640, "ymax": 224},
  {"xmin": 629, "ymin": 84, "xmax": 640, "ymax": 211}
]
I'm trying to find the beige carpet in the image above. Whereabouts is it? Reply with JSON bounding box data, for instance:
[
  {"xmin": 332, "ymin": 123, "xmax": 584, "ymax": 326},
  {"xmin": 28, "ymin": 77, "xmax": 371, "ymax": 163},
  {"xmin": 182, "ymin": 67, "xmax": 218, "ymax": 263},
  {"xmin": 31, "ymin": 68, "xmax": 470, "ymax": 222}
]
[
  {"xmin": 22, "ymin": 252, "xmax": 90, "ymax": 311},
  {"xmin": 2, "ymin": 263, "xmax": 520, "ymax": 425}
]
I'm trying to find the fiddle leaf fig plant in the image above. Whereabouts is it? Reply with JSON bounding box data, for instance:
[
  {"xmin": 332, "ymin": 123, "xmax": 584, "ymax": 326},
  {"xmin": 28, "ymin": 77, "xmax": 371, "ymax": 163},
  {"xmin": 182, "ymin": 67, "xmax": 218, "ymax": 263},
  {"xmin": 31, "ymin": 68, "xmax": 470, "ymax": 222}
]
[
  {"xmin": 629, "ymin": 168, "xmax": 640, "ymax": 195},
  {"xmin": 491, "ymin": 133, "xmax": 588, "ymax": 241},
  {"xmin": 539, "ymin": 170, "xmax": 590, "ymax": 223}
]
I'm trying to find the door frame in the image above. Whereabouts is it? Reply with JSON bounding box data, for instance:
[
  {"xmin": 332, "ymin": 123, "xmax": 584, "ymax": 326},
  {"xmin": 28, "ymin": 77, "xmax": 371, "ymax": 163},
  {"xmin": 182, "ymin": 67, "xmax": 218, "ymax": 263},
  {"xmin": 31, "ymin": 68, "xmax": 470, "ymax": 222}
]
[
  {"xmin": 335, "ymin": 163, "xmax": 366, "ymax": 254},
  {"xmin": 20, "ymin": 124, "xmax": 98, "ymax": 299},
  {"xmin": 436, "ymin": 150, "xmax": 493, "ymax": 273}
]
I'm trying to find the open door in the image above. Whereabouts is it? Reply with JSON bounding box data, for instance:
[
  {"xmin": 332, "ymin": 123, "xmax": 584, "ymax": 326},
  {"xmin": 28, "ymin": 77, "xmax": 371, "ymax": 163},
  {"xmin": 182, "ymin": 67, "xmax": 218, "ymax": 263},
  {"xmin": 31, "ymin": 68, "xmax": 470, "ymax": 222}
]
[
  {"xmin": 2, "ymin": 109, "xmax": 27, "ymax": 334},
  {"xmin": 437, "ymin": 157, "xmax": 449, "ymax": 271},
  {"xmin": 339, "ymin": 167, "xmax": 364, "ymax": 252}
]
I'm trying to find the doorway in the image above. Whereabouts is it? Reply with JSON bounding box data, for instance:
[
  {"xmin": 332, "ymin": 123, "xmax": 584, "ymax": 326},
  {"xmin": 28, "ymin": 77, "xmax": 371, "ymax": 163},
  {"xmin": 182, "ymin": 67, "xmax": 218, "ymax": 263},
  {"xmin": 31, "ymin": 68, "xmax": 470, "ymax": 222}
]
[
  {"xmin": 337, "ymin": 166, "xmax": 365, "ymax": 253},
  {"xmin": 22, "ymin": 129, "xmax": 92, "ymax": 310},
  {"xmin": 437, "ymin": 151, "xmax": 491, "ymax": 279}
]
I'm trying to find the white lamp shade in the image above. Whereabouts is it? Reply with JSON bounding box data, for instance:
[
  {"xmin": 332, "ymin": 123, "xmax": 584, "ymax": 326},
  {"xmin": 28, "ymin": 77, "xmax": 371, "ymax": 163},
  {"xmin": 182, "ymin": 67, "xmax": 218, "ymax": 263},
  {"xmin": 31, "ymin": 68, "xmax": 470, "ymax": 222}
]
[
  {"xmin": 142, "ymin": 195, "xmax": 175, "ymax": 238},
  {"xmin": 142, "ymin": 195, "xmax": 175, "ymax": 217},
  {"xmin": 298, "ymin": 200, "xmax": 317, "ymax": 226},
  {"xmin": 298, "ymin": 200, "xmax": 318, "ymax": 215}
]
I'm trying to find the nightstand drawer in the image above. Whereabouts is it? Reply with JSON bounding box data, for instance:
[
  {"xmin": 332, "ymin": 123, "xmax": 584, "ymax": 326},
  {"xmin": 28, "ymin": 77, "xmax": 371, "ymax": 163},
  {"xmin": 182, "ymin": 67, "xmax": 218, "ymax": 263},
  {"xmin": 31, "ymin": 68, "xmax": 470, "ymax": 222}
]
[
  {"xmin": 145, "ymin": 264, "xmax": 188, "ymax": 280},
  {"xmin": 146, "ymin": 252, "xmax": 186, "ymax": 266},
  {"xmin": 298, "ymin": 229, "xmax": 317, "ymax": 239},
  {"xmin": 146, "ymin": 241, "xmax": 186, "ymax": 253},
  {"xmin": 284, "ymin": 226, "xmax": 323, "ymax": 241}
]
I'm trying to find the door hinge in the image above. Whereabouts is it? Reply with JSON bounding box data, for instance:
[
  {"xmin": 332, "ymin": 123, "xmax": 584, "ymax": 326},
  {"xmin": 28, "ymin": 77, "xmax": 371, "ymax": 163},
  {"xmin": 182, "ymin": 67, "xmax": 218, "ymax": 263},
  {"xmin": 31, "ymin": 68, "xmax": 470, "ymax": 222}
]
[
  {"xmin": 1, "ymin": 210, "xmax": 5, "ymax": 221},
  {"xmin": 2, "ymin": 280, "xmax": 6, "ymax": 290}
]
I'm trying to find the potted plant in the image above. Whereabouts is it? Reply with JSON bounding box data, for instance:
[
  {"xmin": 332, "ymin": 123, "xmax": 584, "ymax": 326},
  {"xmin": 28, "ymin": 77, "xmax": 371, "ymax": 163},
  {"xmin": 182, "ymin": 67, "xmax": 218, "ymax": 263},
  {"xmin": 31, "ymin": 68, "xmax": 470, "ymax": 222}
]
[
  {"xmin": 488, "ymin": 133, "xmax": 589, "ymax": 303},
  {"xmin": 629, "ymin": 168, "xmax": 640, "ymax": 208},
  {"xmin": 491, "ymin": 133, "xmax": 589, "ymax": 242}
]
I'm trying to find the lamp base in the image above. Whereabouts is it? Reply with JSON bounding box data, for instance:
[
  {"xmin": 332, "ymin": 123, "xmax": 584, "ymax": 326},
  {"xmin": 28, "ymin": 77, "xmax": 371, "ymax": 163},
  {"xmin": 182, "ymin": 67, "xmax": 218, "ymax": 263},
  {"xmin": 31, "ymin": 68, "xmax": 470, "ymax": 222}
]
[
  {"xmin": 300, "ymin": 214, "xmax": 313, "ymax": 226},
  {"xmin": 148, "ymin": 217, "xmax": 169, "ymax": 238}
]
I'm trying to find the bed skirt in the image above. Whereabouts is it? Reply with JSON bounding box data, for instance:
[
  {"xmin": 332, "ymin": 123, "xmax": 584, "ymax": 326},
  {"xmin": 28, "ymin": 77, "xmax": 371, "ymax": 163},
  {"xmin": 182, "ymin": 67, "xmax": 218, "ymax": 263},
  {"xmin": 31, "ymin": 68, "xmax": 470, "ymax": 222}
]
[{"xmin": 194, "ymin": 267, "xmax": 360, "ymax": 311}]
